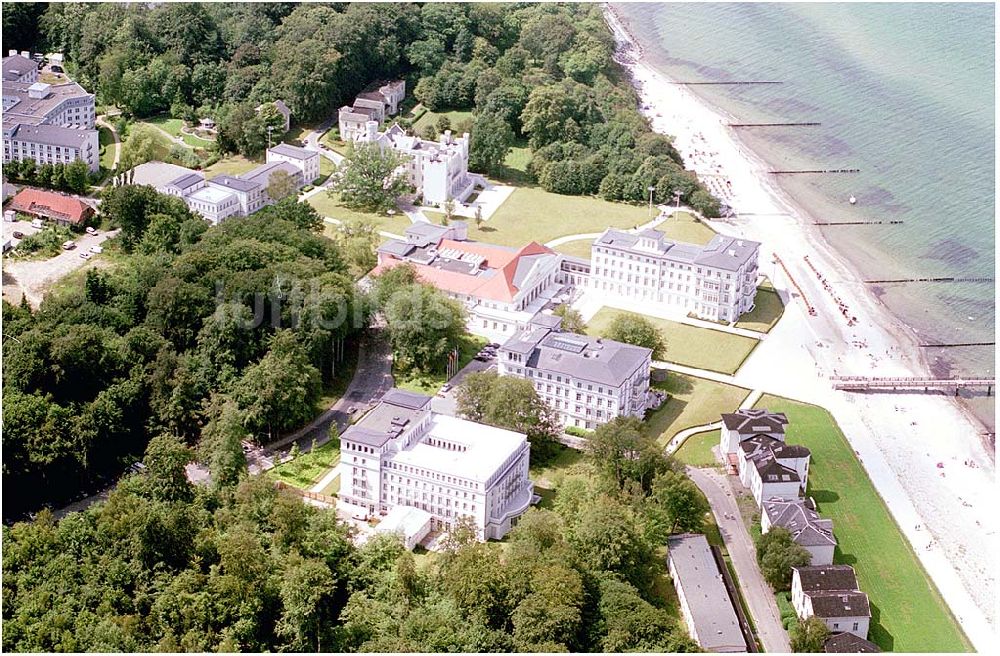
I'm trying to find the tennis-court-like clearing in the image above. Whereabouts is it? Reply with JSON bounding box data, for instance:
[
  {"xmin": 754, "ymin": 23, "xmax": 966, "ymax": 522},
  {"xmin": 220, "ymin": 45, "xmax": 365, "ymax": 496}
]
[
  {"xmin": 586, "ymin": 307, "xmax": 759, "ymax": 375},
  {"xmin": 754, "ymin": 394, "xmax": 972, "ymax": 652}
]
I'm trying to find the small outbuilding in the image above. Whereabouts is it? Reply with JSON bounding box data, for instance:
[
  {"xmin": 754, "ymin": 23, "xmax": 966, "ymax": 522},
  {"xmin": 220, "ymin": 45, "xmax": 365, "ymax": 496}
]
[{"xmin": 375, "ymin": 505, "xmax": 433, "ymax": 551}]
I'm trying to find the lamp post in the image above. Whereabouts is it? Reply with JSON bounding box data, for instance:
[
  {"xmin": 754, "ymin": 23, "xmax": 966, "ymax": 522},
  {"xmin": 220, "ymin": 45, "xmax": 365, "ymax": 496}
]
[
  {"xmin": 673, "ymin": 190, "xmax": 682, "ymax": 209},
  {"xmin": 267, "ymin": 125, "xmax": 274, "ymax": 149},
  {"xmin": 648, "ymin": 185, "xmax": 655, "ymax": 217}
]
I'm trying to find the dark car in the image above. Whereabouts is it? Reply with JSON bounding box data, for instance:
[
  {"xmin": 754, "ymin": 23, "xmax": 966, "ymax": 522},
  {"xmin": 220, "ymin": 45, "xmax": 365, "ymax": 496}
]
[
  {"xmin": 50, "ymin": 64, "xmax": 64, "ymax": 73},
  {"xmin": 12, "ymin": 231, "xmax": 24, "ymax": 239},
  {"xmin": 487, "ymin": 342, "xmax": 500, "ymax": 349}
]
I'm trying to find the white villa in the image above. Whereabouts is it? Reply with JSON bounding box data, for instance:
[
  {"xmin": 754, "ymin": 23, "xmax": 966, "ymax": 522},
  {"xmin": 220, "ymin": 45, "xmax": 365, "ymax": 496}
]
[
  {"xmin": 374, "ymin": 222, "xmax": 570, "ymax": 341},
  {"xmin": 3, "ymin": 53, "xmax": 99, "ymax": 172},
  {"xmin": 337, "ymin": 388, "xmax": 535, "ymax": 542},
  {"xmin": 338, "ymin": 79, "xmax": 405, "ymax": 141},
  {"xmin": 590, "ymin": 228, "xmax": 760, "ymax": 322},
  {"xmin": 737, "ymin": 433, "xmax": 811, "ymax": 507},
  {"xmin": 357, "ymin": 122, "xmax": 477, "ymax": 205},
  {"xmin": 497, "ymin": 328, "xmax": 655, "ymax": 430},
  {"xmin": 125, "ymin": 143, "xmax": 312, "ymax": 224},
  {"xmin": 792, "ymin": 565, "xmax": 872, "ymax": 640},
  {"xmin": 761, "ymin": 496, "xmax": 836, "ymax": 566}
]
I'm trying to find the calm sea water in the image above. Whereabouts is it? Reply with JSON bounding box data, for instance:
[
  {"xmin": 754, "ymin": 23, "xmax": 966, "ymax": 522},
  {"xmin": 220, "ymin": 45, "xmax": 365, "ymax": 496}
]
[{"xmin": 616, "ymin": 2, "xmax": 996, "ymax": 429}]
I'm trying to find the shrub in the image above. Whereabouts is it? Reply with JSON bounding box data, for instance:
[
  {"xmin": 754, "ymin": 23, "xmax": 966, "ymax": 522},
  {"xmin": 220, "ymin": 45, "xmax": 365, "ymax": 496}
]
[{"xmin": 565, "ymin": 426, "xmax": 591, "ymax": 438}]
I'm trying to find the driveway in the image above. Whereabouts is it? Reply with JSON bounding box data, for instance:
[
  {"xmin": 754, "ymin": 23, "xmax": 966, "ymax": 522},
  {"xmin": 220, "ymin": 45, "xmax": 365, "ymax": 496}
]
[
  {"xmin": 686, "ymin": 466, "xmax": 792, "ymax": 653},
  {"xmin": 430, "ymin": 356, "xmax": 497, "ymax": 416},
  {"xmin": 302, "ymin": 120, "xmax": 344, "ymax": 167},
  {"xmin": 3, "ymin": 227, "xmax": 120, "ymax": 308}
]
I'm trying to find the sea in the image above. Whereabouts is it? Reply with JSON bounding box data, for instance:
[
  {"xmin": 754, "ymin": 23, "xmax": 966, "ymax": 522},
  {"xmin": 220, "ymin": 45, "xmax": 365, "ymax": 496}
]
[{"xmin": 614, "ymin": 2, "xmax": 996, "ymax": 431}]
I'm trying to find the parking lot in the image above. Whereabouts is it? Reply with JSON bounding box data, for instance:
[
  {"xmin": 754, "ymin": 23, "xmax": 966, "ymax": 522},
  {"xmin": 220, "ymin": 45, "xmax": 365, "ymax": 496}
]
[{"xmin": 3, "ymin": 222, "xmax": 119, "ymax": 307}]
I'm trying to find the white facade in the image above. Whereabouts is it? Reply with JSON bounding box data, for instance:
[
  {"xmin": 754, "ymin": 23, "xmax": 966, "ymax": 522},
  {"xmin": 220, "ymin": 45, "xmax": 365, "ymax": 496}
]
[
  {"xmin": 791, "ymin": 567, "xmax": 871, "ymax": 640},
  {"xmin": 266, "ymin": 143, "xmax": 320, "ymax": 184},
  {"xmin": 186, "ymin": 186, "xmax": 240, "ymax": 225},
  {"xmin": 497, "ymin": 329, "xmax": 653, "ymax": 429},
  {"xmin": 590, "ymin": 228, "xmax": 760, "ymax": 322},
  {"xmin": 336, "ymin": 389, "xmax": 534, "ymax": 541},
  {"xmin": 737, "ymin": 434, "xmax": 811, "ymax": 507}
]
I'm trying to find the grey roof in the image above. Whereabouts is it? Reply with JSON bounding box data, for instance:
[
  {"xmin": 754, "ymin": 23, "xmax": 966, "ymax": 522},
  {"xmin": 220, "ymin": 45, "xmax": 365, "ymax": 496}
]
[
  {"xmin": 2, "ymin": 54, "xmax": 36, "ymax": 81},
  {"xmin": 529, "ymin": 312, "xmax": 563, "ymax": 330},
  {"xmin": 741, "ymin": 434, "xmax": 809, "ymax": 480},
  {"xmin": 378, "ymin": 239, "xmax": 416, "ymax": 258},
  {"xmin": 268, "ymin": 143, "xmax": 314, "ymax": 160},
  {"xmin": 808, "ymin": 591, "xmax": 871, "ymax": 619},
  {"xmin": 240, "ymin": 161, "xmax": 301, "ymax": 188},
  {"xmin": 511, "ymin": 253, "xmax": 550, "ymax": 288},
  {"xmin": 208, "ymin": 174, "xmax": 260, "ymax": 193},
  {"xmin": 7, "ymin": 123, "xmax": 94, "ymax": 148},
  {"xmin": 666, "ymin": 533, "xmax": 746, "ymax": 652},
  {"xmin": 274, "ymin": 99, "xmax": 290, "ymax": 116},
  {"xmin": 124, "ymin": 161, "xmax": 196, "ymax": 189},
  {"xmin": 824, "ymin": 633, "xmax": 880, "ymax": 653},
  {"xmin": 404, "ymin": 221, "xmax": 450, "ymax": 247},
  {"xmin": 794, "ymin": 565, "xmax": 860, "ymax": 593},
  {"xmin": 342, "ymin": 388, "xmax": 432, "ymax": 448},
  {"xmin": 763, "ymin": 498, "xmax": 836, "ymax": 548},
  {"xmin": 501, "ymin": 328, "xmax": 651, "ymax": 387},
  {"xmin": 594, "ymin": 227, "xmax": 759, "ymax": 272},
  {"xmin": 2, "ymin": 80, "xmax": 93, "ymax": 129},
  {"xmin": 721, "ymin": 408, "xmax": 789, "ymax": 433},
  {"xmin": 165, "ymin": 172, "xmax": 204, "ymax": 191}
]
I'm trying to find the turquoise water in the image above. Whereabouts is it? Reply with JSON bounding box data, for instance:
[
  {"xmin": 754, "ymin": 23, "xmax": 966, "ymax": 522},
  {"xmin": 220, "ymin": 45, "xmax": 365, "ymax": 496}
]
[{"xmin": 616, "ymin": 2, "xmax": 995, "ymax": 428}]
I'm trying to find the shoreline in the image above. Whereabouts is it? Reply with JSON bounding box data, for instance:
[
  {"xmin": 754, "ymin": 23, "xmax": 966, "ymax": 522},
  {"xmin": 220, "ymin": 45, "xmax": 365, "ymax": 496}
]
[{"xmin": 604, "ymin": 4, "xmax": 995, "ymax": 649}]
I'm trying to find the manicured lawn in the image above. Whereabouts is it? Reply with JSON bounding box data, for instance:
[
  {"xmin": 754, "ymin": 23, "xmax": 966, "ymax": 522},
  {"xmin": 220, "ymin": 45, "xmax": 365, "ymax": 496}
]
[
  {"xmin": 412, "ymin": 107, "xmax": 473, "ymax": 134},
  {"xmin": 267, "ymin": 441, "xmax": 341, "ymax": 490},
  {"xmin": 313, "ymin": 157, "xmax": 336, "ymax": 185},
  {"xmin": 321, "ymin": 131, "xmax": 352, "ymax": 156},
  {"xmin": 98, "ymin": 126, "xmax": 116, "ymax": 171},
  {"xmin": 426, "ymin": 187, "xmax": 653, "ymax": 248},
  {"xmin": 673, "ymin": 429, "xmax": 719, "ymax": 466},
  {"xmin": 658, "ymin": 210, "xmax": 717, "ymax": 246},
  {"xmin": 310, "ymin": 192, "xmax": 414, "ymax": 235},
  {"xmin": 553, "ymin": 238, "xmax": 595, "ymax": 259},
  {"xmin": 644, "ymin": 372, "xmax": 749, "ymax": 447},
  {"xmin": 143, "ymin": 115, "xmax": 211, "ymax": 149},
  {"xmin": 734, "ymin": 278, "xmax": 785, "ymax": 333},
  {"xmin": 394, "ymin": 333, "xmax": 487, "ymax": 396},
  {"xmin": 319, "ymin": 474, "xmax": 341, "ymax": 497},
  {"xmin": 201, "ymin": 154, "xmax": 261, "ymax": 177},
  {"xmin": 754, "ymin": 395, "xmax": 972, "ymax": 652},
  {"xmin": 586, "ymin": 307, "xmax": 759, "ymax": 375},
  {"xmin": 529, "ymin": 444, "xmax": 594, "ymax": 510}
]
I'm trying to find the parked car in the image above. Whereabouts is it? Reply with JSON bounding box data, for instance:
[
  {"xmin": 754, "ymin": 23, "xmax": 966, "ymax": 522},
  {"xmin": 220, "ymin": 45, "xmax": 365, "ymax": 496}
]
[
  {"xmin": 50, "ymin": 64, "xmax": 64, "ymax": 73},
  {"xmin": 487, "ymin": 342, "xmax": 500, "ymax": 349},
  {"xmin": 61, "ymin": 240, "xmax": 75, "ymax": 250},
  {"xmin": 79, "ymin": 252, "xmax": 91, "ymax": 260},
  {"xmin": 85, "ymin": 226, "xmax": 97, "ymax": 235},
  {"xmin": 31, "ymin": 218, "xmax": 43, "ymax": 229},
  {"xmin": 89, "ymin": 245, "xmax": 103, "ymax": 254},
  {"xmin": 12, "ymin": 231, "xmax": 23, "ymax": 239}
]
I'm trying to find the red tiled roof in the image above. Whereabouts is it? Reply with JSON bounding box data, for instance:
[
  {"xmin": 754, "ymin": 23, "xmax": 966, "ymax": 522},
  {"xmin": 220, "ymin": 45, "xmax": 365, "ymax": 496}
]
[{"xmin": 9, "ymin": 188, "xmax": 92, "ymax": 225}]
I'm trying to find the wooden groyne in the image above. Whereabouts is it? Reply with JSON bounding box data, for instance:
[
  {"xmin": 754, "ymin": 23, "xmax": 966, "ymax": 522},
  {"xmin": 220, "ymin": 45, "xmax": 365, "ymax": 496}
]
[
  {"xmin": 730, "ymin": 122, "xmax": 821, "ymax": 127},
  {"xmin": 831, "ymin": 375, "xmax": 994, "ymax": 396},
  {"xmin": 773, "ymin": 254, "xmax": 817, "ymax": 316},
  {"xmin": 918, "ymin": 342, "xmax": 995, "ymax": 348},
  {"xmin": 770, "ymin": 168, "xmax": 860, "ymax": 174},
  {"xmin": 814, "ymin": 220, "xmax": 904, "ymax": 226},
  {"xmin": 673, "ymin": 81, "xmax": 783, "ymax": 86},
  {"xmin": 863, "ymin": 276, "xmax": 993, "ymax": 284}
]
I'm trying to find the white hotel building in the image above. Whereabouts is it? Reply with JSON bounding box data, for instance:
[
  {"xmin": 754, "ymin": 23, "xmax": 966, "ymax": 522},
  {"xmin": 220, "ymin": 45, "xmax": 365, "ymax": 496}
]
[
  {"xmin": 590, "ymin": 228, "xmax": 760, "ymax": 322},
  {"xmin": 337, "ymin": 389, "xmax": 535, "ymax": 542},
  {"xmin": 497, "ymin": 328, "xmax": 654, "ymax": 430}
]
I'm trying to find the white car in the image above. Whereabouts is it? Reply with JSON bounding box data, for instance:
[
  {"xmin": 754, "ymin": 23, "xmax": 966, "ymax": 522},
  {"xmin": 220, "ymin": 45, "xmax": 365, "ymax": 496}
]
[
  {"xmin": 85, "ymin": 226, "xmax": 97, "ymax": 235},
  {"xmin": 89, "ymin": 245, "xmax": 103, "ymax": 254},
  {"xmin": 79, "ymin": 252, "xmax": 92, "ymax": 260}
]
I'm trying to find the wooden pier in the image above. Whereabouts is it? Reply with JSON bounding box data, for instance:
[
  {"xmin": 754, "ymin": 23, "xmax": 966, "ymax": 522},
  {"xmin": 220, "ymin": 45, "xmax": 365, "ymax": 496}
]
[
  {"xmin": 831, "ymin": 375, "xmax": 995, "ymax": 396},
  {"xmin": 919, "ymin": 342, "xmax": 995, "ymax": 348},
  {"xmin": 770, "ymin": 168, "xmax": 860, "ymax": 174},
  {"xmin": 730, "ymin": 122, "xmax": 821, "ymax": 127},
  {"xmin": 673, "ymin": 81, "xmax": 783, "ymax": 86},
  {"xmin": 863, "ymin": 276, "xmax": 993, "ymax": 284},
  {"xmin": 814, "ymin": 220, "xmax": 904, "ymax": 226}
]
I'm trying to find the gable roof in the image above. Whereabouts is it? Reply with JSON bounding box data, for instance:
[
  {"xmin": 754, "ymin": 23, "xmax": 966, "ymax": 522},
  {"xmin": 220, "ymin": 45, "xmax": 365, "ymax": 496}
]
[
  {"xmin": 824, "ymin": 632, "xmax": 880, "ymax": 653},
  {"xmin": 794, "ymin": 565, "xmax": 860, "ymax": 592},
  {"xmin": 808, "ymin": 590, "xmax": 871, "ymax": 619},
  {"xmin": 501, "ymin": 328, "xmax": 652, "ymax": 388},
  {"xmin": 721, "ymin": 408, "xmax": 789, "ymax": 433},
  {"xmin": 763, "ymin": 498, "xmax": 836, "ymax": 548},
  {"xmin": 9, "ymin": 188, "xmax": 92, "ymax": 225}
]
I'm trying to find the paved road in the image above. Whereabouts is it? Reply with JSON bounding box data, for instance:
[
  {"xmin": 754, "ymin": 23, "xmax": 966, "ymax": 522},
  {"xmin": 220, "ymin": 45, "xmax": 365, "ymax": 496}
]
[{"xmin": 686, "ymin": 466, "xmax": 792, "ymax": 653}]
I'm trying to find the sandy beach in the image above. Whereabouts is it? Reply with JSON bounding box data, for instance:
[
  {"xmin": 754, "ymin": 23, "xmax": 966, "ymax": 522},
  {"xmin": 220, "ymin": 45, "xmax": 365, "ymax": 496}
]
[{"xmin": 603, "ymin": 6, "xmax": 995, "ymax": 649}]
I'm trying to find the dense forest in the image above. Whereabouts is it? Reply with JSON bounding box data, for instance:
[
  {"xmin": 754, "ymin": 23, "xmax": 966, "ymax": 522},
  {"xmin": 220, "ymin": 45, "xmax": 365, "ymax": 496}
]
[
  {"xmin": 2, "ymin": 416, "xmax": 706, "ymax": 652},
  {"xmin": 3, "ymin": 1, "xmax": 720, "ymax": 213}
]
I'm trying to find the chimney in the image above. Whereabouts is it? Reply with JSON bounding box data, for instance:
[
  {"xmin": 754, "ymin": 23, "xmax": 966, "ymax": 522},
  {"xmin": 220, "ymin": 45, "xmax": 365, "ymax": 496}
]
[
  {"xmin": 365, "ymin": 120, "xmax": 378, "ymax": 141},
  {"xmin": 8, "ymin": 50, "xmax": 16, "ymax": 57},
  {"xmin": 20, "ymin": 50, "xmax": 30, "ymax": 58}
]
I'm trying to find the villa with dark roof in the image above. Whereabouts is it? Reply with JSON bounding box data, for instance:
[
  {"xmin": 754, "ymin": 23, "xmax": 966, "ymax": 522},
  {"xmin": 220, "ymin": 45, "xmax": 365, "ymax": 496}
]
[
  {"xmin": 498, "ymin": 328, "xmax": 654, "ymax": 429},
  {"xmin": 738, "ymin": 433, "xmax": 811, "ymax": 506},
  {"xmin": 720, "ymin": 408, "xmax": 789, "ymax": 455},
  {"xmin": 761, "ymin": 496, "xmax": 836, "ymax": 565},
  {"xmin": 590, "ymin": 227, "xmax": 760, "ymax": 322},
  {"xmin": 338, "ymin": 79, "xmax": 405, "ymax": 141},
  {"xmin": 823, "ymin": 632, "xmax": 880, "ymax": 653},
  {"xmin": 374, "ymin": 221, "xmax": 571, "ymax": 341},
  {"xmin": 792, "ymin": 565, "xmax": 872, "ymax": 640}
]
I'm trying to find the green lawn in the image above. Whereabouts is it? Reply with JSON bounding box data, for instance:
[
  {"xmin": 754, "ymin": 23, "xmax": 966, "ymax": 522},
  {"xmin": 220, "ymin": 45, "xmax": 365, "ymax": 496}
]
[
  {"xmin": 553, "ymin": 238, "xmax": 595, "ymax": 259},
  {"xmin": 586, "ymin": 307, "xmax": 759, "ymax": 375},
  {"xmin": 673, "ymin": 429, "xmax": 719, "ymax": 466},
  {"xmin": 754, "ymin": 395, "xmax": 972, "ymax": 652},
  {"xmin": 643, "ymin": 372, "xmax": 749, "ymax": 448},
  {"xmin": 319, "ymin": 474, "xmax": 341, "ymax": 497},
  {"xmin": 529, "ymin": 445, "xmax": 595, "ymax": 511},
  {"xmin": 734, "ymin": 278, "xmax": 785, "ymax": 333},
  {"xmin": 394, "ymin": 333, "xmax": 487, "ymax": 396},
  {"xmin": 309, "ymin": 192, "xmax": 414, "ymax": 235},
  {"xmin": 98, "ymin": 126, "xmax": 116, "ymax": 171},
  {"xmin": 201, "ymin": 154, "xmax": 261, "ymax": 177},
  {"xmin": 312, "ymin": 157, "xmax": 336, "ymax": 185},
  {"xmin": 412, "ymin": 107, "xmax": 473, "ymax": 134},
  {"xmin": 425, "ymin": 187, "xmax": 654, "ymax": 248},
  {"xmin": 266, "ymin": 441, "xmax": 341, "ymax": 491},
  {"xmin": 657, "ymin": 210, "xmax": 717, "ymax": 246},
  {"xmin": 321, "ymin": 131, "xmax": 352, "ymax": 156},
  {"xmin": 495, "ymin": 140, "xmax": 534, "ymax": 184},
  {"xmin": 143, "ymin": 115, "xmax": 211, "ymax": 149}
]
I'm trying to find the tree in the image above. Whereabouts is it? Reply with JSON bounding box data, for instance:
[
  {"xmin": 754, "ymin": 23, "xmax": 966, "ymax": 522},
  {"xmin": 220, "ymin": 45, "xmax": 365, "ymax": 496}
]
[
  {"xmin": 64, "ymin": 159, "xmax": 90, "ymax": 194},
  {"xmin": 757, "ymin": 527, "xmax": 812, "ymax": 591},
  {"xmin": 198, "ymin": 396, "xmax": 249, "ymax": 490},
  {"xmin": 119, "ymin": 123, "xmax": 162, "ymax": 171},
  {"xmin": 442, "ymin": 198, "xmax": 455, "ymax": 223},
  {"xmin": 331, "ymin": 142, "xmax": 411, "ymax": 213},
  {"xmin": 381, "ymin": 283, "xmax": 466, "ymax": 374},
  {"xmin": 141, "ymin": 434, "xmax": 193, "ymax": 503},
  {"xmin": 587, "ymin": 416, "xmax": 668, "ymax": 493},
  {"xmin": 644, "ymin": 470, "xmax": 709, "ymax": 542},
  {"xmin": 267, "ymin": 169, "xmax": 299, "ymax": 202},
  {"xmin": 552, "ymin": 304, "xmax": 586, "ymax": 334},
  {"xmin": 474, "ymin": 205, "xmax": 483, "ymax": 227},
  {"xmin": 602, "ymin": 313, "xmax": 666, "ymax": 360},
  {"xmin": 469, "ymin": 112, "xmax": 514, "ymax": 175},
  {"xmin": 790, "ymin": 616, "xmax": 831, "ymax": 653}
]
